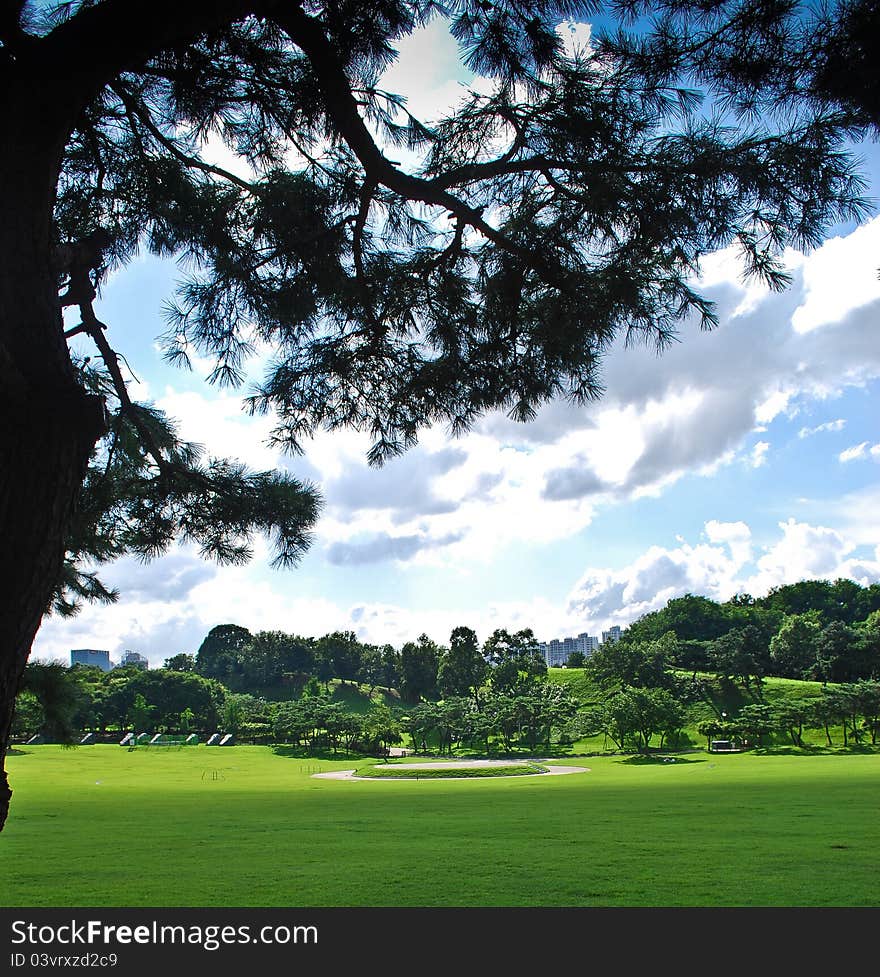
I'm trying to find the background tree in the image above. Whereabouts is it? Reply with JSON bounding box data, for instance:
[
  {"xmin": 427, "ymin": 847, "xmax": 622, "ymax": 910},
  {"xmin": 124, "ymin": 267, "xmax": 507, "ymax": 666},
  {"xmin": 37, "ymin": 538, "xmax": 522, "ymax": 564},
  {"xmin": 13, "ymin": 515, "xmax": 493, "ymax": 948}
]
[
  {"xmin": 585, "ymin": 632, "xmax": 679, "ymax": 692},
  {"xmin": 126, "ymin": 693, "xmax": 155, "ymax": 734},
  {"xmin": 697, "ymin": 718, "xmax": 726, "ymax": 752},
  {"xmin": 822, "ymin": 685, "xmax": 862, "ymax": 747},
  {"xmin": 437, "ymin": 626, "xmax": 488, "ymax": 701},
  {"xmin": 769, "ymin": 612, "xmax": 822, "ymax": 680},
  {"xmin": 588, "ymin": 691, "xmax": 641, "ymax": 752},
  {"xmin": 236, "ymin": 630, "xmax": 306, "ymax": 690},
  {"xmin": 362, "ymin": 704, "xmax": 402, "ymax": 756},
  {"xmin": 67, "ymin": 662, "xmax": 112, "ymax": 732},
  {"xmin": 106, "ymin": 668, "xmax": 223, "ymax": 732},
  {"xmin": 399, "ymin": 634, "xmax": 441, "ymax": 704},
  {"xmin": 731, "ymin": 702, "xmax": 776, "ymax": 748},
  {"xmin": 757, "ymin": 579, "xmax": 880, "ymax": 626},
  {"xmin": 273, "ymin": 698, "xmax": 315, "ymax": 749},
  {"xmin": 814, "ymin": 621, "xmax": 864, "ymax": 684},
  {"xmin": 10, "ymin": 692, "xmax": 44, "ymax": 743},
  {"xmin": 220, "ymin": 692, "xmax": 249, "ymax": 738},
  {"xmin": 356, "ymin": 643, "xmax": 385, "ymax": 695},
  {"xmin": 484, "ymin": 628, "xmax": 546, "ymax": 694},
  {"xmin": 178, "ymin": 706, "xmax": 195, "ymax": 735},
  {"xmin": 856, "ymin": 612, "xmax": 880, "ymax": 681},
  {"xmin": 708, "ymin": 625, "xmax": 770, "ymax": 691},
  {"xmin": 316, "ymin": 631, "xmax": 363, "ymax": 687},
  {"xmin": 17, "ymin": 662, "xmax": 85, "ymax": 744},
  {"xmin": 853, "ymin": 680, "xmax": 880, "ymax": 745},
  {"xmin": 194, "ymin": 624, "xmax": 252, "ymax": 681},
  {"xmin": 163, "ymin": 653, "xmax": 197, "ymax": 673},
  {"xmin": 597, "ymin": 686, "xmax": 686, "ymax": 752},
  {"xmin": 0, "ymin": 0, "xmax": 872, "ymax": 831},
  {"xmin": 512, "ymin": 681, "xmax": 579, "ymax": 751},
  {"xmin": 625, "ymin": 595, "xmax": 732, "ymax": 643},
  {"xmin": 771, "ymin": 697, "xmax": 818, "ymax": 748}
]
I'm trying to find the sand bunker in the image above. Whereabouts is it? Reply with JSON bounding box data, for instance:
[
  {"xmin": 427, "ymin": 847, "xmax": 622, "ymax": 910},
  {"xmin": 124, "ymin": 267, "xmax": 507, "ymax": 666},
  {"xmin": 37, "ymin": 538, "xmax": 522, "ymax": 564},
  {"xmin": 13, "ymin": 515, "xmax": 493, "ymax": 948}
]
[{"xmin": 313, "ymin": 759, "xmax": 590, "ymax": 781}]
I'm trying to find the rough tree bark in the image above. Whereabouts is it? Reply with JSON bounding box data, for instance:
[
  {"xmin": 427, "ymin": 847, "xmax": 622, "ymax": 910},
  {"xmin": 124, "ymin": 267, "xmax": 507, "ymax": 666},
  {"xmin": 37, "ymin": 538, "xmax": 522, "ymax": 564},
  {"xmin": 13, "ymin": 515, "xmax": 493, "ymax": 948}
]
[
  {"xmin": 0, "ymin": 0, "xmax": 270, "ymax": 835},
  {"xmin": 0, "ymin": 81, "xmax": 107, "ymax": 831}
]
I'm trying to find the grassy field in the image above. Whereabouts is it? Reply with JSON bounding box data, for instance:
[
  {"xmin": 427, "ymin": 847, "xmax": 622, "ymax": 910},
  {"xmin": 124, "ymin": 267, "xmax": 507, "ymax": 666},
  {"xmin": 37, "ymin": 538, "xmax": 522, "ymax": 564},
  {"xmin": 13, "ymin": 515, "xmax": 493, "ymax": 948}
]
[{"xmin": 2, "ymin": 744, "xmax": 879, "ymax": 907}]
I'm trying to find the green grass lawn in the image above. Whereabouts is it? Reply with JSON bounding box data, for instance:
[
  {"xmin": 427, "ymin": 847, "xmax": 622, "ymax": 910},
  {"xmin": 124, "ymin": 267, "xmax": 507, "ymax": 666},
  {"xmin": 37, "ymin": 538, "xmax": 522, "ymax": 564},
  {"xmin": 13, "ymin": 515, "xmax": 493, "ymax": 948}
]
[{"xmin": 2, "ymin": 745, "xmax": 878, "ymax": 907}]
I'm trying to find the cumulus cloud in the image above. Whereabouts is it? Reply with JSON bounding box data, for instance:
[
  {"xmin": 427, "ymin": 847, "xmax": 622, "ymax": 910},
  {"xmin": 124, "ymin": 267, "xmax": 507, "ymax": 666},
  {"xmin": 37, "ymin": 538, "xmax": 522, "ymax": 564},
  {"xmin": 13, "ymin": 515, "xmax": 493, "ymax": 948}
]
[
  {"xmin": 378, "ymin": 18, "xmax": 474, "ymax": 124},
  {"xmin": 326, "ymin": 530, "xmax": 465, "ymax": 566},
  {"xmin": 565, "ymin": 537, "xmax": 745, "ymax": 630},
  {"xmin": 799, "ymin": 418, "xmax": 846, "ymax": 438},
  {"xmin": 563, "ymin": 517, "xmax": 880, "ymax": 636},
  {"xmin": 840, "ymin": 442, "xmax": 870, "ymax": 462},
  {"xmin": 32, "ymin": 508, "xmax": 880, "ymax": 663},
  {"xmin": 705, "ymin": 520, "xmax": 753, "ymax": 566},
  {"xmin": 542, "ymin": 465, "xmax": 607, "ymax": 501},
  {"xmin": 791, "ymin": 216, "xmax": 880, "ymax": 333},
  {"xmin": 99, "ymin": 110, "xmax": 880, "ymax": 577},
  {"xmin": 745, "ymin": 519, "xmax": 862, "ymax": 595},
  {"xmin": 100, "ymin": 549, "xmax": 217, "ymax": 602},
  {"xmin": 839, "ymin": 442, "xmax": 880, "ymax": 463},
  {"xmin": 556, "ymin": 21, "xmax": 593, "ymax": 57},
  {"xmin": 33, "ymin": 112, "xmax": 880, "ymax": 662},
  {"xmin": 324, "ymin": 446, "xmax": 466, "ymax": 521},
  {"xmin": 750, "ymin": 441, "xmax": 770, "ymax": 468}
]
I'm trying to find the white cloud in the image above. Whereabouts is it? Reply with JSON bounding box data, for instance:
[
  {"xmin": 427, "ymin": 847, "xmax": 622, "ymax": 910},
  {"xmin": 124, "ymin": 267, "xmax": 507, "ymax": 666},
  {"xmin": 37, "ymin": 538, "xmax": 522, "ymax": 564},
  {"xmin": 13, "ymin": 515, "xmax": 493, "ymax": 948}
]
[
  {"xmin": 566, "ymin": 517, "xmax": 758, "ymax": 631},
  {"xmin": 565, "ymin": 517, "xmax": 880, "ymax": 636},
  {"xmin": 105, "ymin": 206, "xmax": 880, "ymax": 573},
  {"xmin": 705, "ymin": 520, "xmax": 753, "ymax": 566},
  {"xmin": 791, "ymin": 216, "xmax": 880, "ymax": 333},
  {"xmin": 798, "ymin": 418, "xmax": 846, "ymax": 438},
  {"xmin": 380, "ymin": 19, "xmax": 473, "ymax": 123},
  {"xmin": 697, "ymin": 243, "xmax": 786, "ymax": 319},
  {"xmin": 750, "ymin": 441, "xmax": 770, "ymax": 468},
  {"xmin": 840, "ymin": 441, "xmax": 870, "ymax": 462},
  {"xmin": 744, "ymin": 518, "xmax": 873, "ymax": 596},
  {"xmin": 556, "ymin": 21, "xmax": 593, "ymax": 57}
]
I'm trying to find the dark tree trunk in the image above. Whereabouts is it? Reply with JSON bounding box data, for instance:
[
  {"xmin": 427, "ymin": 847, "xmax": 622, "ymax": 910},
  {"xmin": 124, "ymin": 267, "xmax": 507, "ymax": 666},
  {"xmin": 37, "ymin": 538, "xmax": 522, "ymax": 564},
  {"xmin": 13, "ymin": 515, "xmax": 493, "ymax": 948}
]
[{"xmin": 0, "ymin": 88, "xmax": 106, "ymax": 833}]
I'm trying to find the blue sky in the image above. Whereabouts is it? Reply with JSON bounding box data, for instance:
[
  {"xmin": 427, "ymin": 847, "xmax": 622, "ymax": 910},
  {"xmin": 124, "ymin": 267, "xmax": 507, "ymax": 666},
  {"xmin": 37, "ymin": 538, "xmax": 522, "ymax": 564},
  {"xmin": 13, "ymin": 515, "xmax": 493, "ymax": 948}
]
[{"xmin": 35, "ymin": 17, "xmax": 880, "ymax": 666}]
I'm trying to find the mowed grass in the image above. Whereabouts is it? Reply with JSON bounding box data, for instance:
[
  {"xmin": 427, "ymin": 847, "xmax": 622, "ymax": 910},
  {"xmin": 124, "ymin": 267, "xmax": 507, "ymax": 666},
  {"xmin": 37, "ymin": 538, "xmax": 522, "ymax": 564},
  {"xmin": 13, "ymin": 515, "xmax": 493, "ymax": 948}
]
[{"xmin": 1, "ymin": 745, "xmax": 878, "ymax": 907}]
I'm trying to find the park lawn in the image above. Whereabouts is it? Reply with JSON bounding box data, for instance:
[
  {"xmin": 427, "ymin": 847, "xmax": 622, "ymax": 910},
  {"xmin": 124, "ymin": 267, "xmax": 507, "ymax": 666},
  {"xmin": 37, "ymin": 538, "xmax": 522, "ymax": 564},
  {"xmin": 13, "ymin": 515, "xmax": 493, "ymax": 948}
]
[{"xmin": 1, "ymin": 745, "xmax": 878, "ymax": 907}]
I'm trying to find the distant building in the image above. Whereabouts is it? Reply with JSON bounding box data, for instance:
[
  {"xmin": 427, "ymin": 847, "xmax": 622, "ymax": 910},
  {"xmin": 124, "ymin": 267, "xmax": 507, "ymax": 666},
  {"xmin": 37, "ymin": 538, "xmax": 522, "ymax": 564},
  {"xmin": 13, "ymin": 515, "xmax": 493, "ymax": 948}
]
[
  {"xmin": 601, "ymin": 626, "xmax": 622, "ymax": 645},
  {"xmin": 578, "ymin": 633, "xmax": 599, "ymax": 657},
  {"xmin": 70, "ymin": 649, "xmax": 111, "ymax": 672},
  {"xmin": 547, "ymin": 639, "xmax": 566, "ymax": 667},
  {"xmin": 540, "ymin": 631, "xmax": 601, "ymax": 665},
  {"xmin": 118, "ymin": 650, "xmax": 149, "ymax": 669}
]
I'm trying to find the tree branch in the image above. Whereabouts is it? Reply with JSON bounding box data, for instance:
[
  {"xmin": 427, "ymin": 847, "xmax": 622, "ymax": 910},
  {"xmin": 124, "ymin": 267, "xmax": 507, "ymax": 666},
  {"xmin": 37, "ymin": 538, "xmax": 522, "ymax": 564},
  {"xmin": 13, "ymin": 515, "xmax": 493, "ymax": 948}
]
[
  {"xmin": 272, "ymin": 5, "xmax": 571, "ymax": 291},
  {"xmin": 35, "ymin": 0, "xmax": 275, "ymax": 99},
  {"xmin": 110, "ymin": 82, "xmax": 257, "ymax": 192}
]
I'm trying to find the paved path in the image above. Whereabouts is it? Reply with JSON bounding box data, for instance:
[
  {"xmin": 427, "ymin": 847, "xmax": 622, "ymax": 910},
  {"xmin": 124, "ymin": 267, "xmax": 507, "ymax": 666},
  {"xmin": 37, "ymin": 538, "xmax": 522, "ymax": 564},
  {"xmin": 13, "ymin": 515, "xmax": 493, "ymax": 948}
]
[{"xmin": 312, "ymin": 759, "xmax": 590, "ymax": 781}]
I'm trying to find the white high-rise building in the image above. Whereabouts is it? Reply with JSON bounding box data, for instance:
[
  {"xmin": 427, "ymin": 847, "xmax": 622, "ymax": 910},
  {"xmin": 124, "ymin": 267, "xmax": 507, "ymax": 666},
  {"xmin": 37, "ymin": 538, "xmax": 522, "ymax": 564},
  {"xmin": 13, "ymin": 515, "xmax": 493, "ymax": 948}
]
[
  {"xmin": 601, "ymin": 626, "xmax": 622, "ymax": 645},
  {"xmin": 547, "ymin": 639, "xmax": 566, "ymax": 667},
  {"xmin": 578, "ymin": 633, "xmax": 599, "ymax": 657},
  {"xmin": 118, "ymin": 650, "xmax": 149, "ymax": 669}
]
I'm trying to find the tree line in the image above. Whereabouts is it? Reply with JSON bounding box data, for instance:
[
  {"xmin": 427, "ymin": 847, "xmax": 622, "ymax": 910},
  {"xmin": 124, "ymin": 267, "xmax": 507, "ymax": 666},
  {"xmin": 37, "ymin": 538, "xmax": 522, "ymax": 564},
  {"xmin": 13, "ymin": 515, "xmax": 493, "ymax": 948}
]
[
  {"xmin": 13, "ymin": 623, "xmax": 576, "ymax": 755},
  {"xmin": 569, "ymin": 578, "xmax": 880, "ymax": 752},
  {"xmin": 616, "ymin": 579, "xmax": 880, "ymax": 686},
  {"xmin": 578, "ymin": 631, "xmax": 880, "ymax": 753},
  {"xmin": 14, "ymin": 577, "xmax": 880, "ymax": 753}
]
